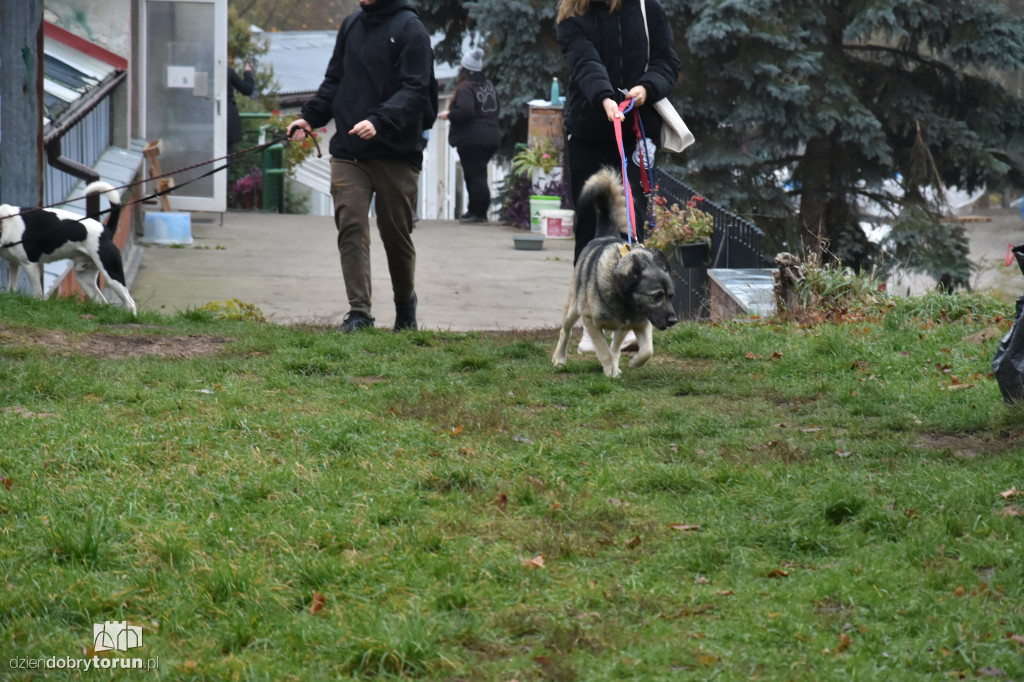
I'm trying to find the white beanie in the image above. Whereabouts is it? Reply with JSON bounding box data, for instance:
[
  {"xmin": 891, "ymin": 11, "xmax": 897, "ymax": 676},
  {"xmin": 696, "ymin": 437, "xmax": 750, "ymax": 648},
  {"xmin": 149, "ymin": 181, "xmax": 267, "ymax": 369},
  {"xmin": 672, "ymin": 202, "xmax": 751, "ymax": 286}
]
[{"xmin": 461, "ymin": 47, "xmax": 484, "ymax": 72}]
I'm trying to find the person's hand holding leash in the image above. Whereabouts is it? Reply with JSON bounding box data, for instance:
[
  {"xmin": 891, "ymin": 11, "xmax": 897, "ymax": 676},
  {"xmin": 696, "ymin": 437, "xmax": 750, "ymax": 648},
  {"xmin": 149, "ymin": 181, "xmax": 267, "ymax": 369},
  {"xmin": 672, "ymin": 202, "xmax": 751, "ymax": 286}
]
[
  {"xmin": 603, "ymin": 98, "xmax": 622, "ymax": 122},
  {"xmin": 287, "ymin": 119, "xmax": 313, "ymax": 141},
  {"xmin": 349, "ymin": 120, "xmax": 377, "ymax": 140},
  {"xmin": 625, "ymin": 85, "xmax": 648, "ymax": 107}
]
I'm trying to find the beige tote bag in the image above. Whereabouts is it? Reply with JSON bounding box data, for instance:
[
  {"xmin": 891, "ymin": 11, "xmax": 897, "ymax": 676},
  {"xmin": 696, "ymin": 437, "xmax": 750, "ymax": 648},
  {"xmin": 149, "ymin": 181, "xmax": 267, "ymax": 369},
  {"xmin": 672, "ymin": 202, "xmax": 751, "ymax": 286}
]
[{"xmin": 640, "ymin": 0, "xmax": 695, "ymax": 153}]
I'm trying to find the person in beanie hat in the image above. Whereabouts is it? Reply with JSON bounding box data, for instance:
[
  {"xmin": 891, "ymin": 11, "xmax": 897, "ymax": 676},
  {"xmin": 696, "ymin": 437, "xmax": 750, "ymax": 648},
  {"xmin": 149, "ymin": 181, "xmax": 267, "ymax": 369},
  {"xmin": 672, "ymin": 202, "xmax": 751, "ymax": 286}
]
[
  {"xmin": 439, "ymin": 46, "xmax": 501, "ymax": 223},
  {"xmin": 461, "ymin": 47, "xmax": 484, "ymax": 72}
]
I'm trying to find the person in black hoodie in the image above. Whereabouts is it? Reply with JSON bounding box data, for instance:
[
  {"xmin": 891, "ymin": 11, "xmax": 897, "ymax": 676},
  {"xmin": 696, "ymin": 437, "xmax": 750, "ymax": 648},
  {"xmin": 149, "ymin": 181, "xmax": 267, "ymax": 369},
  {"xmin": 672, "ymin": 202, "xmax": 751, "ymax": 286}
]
[
  {"xmin": 438, "ymin": 47, "xmax": 501, "ymax": 223},
  {"xmin": 557, "ymin": 0, "xmax": 679, "ymax": 352},
  {"xmin": 287, "ymin": 0, "xmax": 435, "ymax": 333}
]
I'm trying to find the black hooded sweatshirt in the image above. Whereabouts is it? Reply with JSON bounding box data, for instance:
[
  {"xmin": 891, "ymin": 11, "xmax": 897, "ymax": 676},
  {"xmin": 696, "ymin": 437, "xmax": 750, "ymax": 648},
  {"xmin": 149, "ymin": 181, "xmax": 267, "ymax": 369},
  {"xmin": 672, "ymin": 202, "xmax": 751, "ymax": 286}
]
[{"xmin": 301, "ymin": 0, "xmax": 434, "ymax": 167}]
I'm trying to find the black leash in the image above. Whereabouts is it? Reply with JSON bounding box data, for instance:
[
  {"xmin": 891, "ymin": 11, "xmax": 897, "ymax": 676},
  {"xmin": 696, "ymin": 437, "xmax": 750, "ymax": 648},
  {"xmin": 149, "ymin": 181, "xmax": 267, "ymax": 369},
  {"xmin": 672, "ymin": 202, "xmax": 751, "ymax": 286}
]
[{"xmin": 2, "ymin": 130, "xmax": 323, "ymax": 223}]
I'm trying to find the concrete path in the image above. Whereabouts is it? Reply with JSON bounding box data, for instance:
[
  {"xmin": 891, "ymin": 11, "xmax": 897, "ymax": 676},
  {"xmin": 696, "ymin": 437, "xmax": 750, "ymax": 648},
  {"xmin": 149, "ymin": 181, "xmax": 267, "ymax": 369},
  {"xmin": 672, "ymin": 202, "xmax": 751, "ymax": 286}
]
[
  {"xmin": 130, "ymin": 212, "xmax": 576, "ymax": 331},
  {"xmin": 128, "ymin": 203, "xmax": 1024, "ymax": 331}
]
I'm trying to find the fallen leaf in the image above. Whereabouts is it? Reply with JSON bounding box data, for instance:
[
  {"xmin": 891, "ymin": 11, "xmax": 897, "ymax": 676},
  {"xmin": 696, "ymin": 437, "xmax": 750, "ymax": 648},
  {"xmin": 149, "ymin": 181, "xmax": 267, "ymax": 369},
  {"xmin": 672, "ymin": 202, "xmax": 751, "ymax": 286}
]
[
  {"xmin": 669, "ymin": 524, "xmax": 701, "ymax": 533},
  {"xmin": 521, "ymin": 554, "xmax": 545, "ymax": 569},
  {"xmin": 1006, "ymin": 633, "xmax": 1024, "ymax": 646},
  {"xmin": 953, "ymin": 585, "xmax": 967, "ymax": 597},
  {"xmin": 835, "ymin": 632, "xmax": 851, "ymax": 652},
  {"xmin": 526, "ymin": 476, "xmax": 545, "ymax": 492},
  {"xmin": 625, "ymin": 536, "xmax": 642, "ymax": 549},
  {"xmin": 608, "ymin": 497, "xmax": 631, "ymax": 507},
  {"xmin": 184, "ymin": 661, "xmax": 198, "ymax": 671},
  {"xmin": 694, "ymin": 575, "xmax": 711, "ymax": 585},
  {"xmin": 766, "ymin": 569, "xmax": 789, "ymax": 578},
  {"xmin": 941, "ymin": 380, "xmax": 973, "ymax": 391},
  {"xmin": 998, "ymin": 506, "xmax": 1024, "ymax": 517},
  {"xmin": 309, "ymin": 591, "xmax": 326, "ymax": 615},
  {"xmin": 495, "ymin": 492, "xmax": 508, "ymax": 510},
  {"xmin": 999, "ymin": 486, "xmax": 1019, "ymax": 499},
  {"xmin": 716, "ymin": 590, "xmax": 734, "ymax": 596},
  {"xmin": 450, "ymin": 425, "xmax": 463, "ymax": 436},
  {"xmin": 745, "ymin": 351, "xmax": 761, "ymax": 360},
  {"xmin": 2, "ymin": 477, "xmax": 11, "ymax": 491},
  {"xmin": 697, "ymin": 654, "xmax": 719, "ymax": 665},
  {"xmin": 771, "ymin": 350, "xmax": 783, "ymax": 360}
]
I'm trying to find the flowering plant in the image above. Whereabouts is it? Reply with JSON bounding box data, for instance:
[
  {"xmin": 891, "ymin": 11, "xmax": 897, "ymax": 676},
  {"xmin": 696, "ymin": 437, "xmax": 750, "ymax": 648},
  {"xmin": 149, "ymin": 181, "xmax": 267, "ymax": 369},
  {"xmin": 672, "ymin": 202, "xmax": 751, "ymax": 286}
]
[
  {"xmin": 230, "ymin": 165, "xmax": 263, "ymax": 209},
  {"xmin": 511, "ymin": 140, "xmax": 561, "ymax": 178},
  {"xmin": 644, "ymin": 192, "xmax": 714, "ymax": 252}
]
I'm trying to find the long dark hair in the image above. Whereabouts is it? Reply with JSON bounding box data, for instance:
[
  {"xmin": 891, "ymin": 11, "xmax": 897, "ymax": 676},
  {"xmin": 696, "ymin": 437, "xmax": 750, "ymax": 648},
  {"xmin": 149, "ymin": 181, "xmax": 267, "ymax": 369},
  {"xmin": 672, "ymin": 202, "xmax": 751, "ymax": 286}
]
[{"xmin": 449, "ymin": 68, "xmax": 486, "ymax": 110}]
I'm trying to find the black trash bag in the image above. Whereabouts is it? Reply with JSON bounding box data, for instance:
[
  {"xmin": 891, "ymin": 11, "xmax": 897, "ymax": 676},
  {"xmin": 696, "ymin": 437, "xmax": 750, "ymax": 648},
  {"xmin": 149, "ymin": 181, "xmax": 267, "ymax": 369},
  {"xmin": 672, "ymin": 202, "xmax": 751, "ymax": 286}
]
[{"xmin": 992, "ymin": 245, "xmax": 1024, "ymax": 404}]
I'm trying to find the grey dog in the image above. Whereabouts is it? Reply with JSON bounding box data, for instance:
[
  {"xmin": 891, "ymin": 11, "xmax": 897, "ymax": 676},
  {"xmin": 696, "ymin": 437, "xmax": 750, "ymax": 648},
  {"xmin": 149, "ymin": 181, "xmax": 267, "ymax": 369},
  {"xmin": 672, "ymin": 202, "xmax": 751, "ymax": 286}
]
[{"xmin": 552, "ymin": 168, "xmax": 678, "ymax": 377}]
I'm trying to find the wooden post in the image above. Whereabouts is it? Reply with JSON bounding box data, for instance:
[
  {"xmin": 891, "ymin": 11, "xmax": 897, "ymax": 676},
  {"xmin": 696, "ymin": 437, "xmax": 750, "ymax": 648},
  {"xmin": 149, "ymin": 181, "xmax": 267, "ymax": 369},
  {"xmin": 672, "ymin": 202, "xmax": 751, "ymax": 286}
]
[
  {"xmin": 0, "ymin": 0, "xmax": 45, "ymax": 207},
  {"xmin": 0, "ymin": 0, "xmax": 44, "ymax": 292}
]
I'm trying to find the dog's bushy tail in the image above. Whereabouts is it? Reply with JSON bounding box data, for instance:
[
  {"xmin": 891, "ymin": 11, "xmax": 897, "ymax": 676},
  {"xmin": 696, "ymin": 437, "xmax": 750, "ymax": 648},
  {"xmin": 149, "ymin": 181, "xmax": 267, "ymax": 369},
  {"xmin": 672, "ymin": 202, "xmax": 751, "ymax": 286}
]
[
  {"xmin": 84, "ymin": 181, "xmax": 122, "ymax": 237},
  {"xmin": 577, "ymin": 167, "xmax": 627, "ymax": 239}
]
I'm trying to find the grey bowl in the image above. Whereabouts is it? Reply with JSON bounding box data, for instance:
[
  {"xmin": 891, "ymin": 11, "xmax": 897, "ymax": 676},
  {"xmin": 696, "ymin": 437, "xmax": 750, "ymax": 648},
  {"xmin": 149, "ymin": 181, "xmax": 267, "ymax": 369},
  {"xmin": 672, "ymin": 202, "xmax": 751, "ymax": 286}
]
[{"xmin": 513, "ymin": 234, "xmax": 546, "ymax": 251}]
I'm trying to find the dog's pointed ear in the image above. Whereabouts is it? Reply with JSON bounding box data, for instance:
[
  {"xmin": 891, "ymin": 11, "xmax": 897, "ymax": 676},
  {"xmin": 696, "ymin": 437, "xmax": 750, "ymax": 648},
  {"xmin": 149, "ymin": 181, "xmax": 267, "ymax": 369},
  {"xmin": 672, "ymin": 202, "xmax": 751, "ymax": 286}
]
[
  {"xmin": 650, "ymin": 248, "xmax": 672, "ymax": 273},
  {"xmin": 613, "ymin": 252, "xmax": 643, "ymax": 292}
]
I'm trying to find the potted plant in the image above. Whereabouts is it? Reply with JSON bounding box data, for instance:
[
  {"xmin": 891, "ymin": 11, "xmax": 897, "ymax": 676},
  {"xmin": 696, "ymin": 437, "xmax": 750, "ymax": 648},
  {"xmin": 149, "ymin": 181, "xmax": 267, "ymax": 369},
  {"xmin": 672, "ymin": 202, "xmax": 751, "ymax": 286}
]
[
  {"xmin": 507, "ymin": 140, "xmax": 569, "ymax": 232},
  {"xmin": 644, "ymin": 192, "xmax": 715, "ymax": 319},
  {"xmin": 230, "ymin": 165, "xmax": 263, "ymax": 210},
  {"xmin": 645, "ymin": 193, "xmax": 714, "ymax": 266}
]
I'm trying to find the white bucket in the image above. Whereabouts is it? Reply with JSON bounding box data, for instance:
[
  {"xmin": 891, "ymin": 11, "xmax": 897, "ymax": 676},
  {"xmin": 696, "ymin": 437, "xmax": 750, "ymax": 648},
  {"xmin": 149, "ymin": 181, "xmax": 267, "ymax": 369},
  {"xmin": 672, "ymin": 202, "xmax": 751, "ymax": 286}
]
[
  {"xmin": 539, "ymin": 209, "xmax": 574, "ymax": 239},
  {"xmin": 529, "ymin": 195, "xmax": 562, "ymax": 233}
]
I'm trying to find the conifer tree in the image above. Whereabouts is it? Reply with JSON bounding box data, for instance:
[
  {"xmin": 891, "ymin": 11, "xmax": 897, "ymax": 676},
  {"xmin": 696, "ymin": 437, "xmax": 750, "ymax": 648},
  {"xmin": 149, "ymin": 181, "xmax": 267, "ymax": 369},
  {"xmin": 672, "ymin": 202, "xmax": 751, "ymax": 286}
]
[
  {"xmin": 670, "ymin": 0, "xmax": 1024, "ymax": 275},
  {"xmin": 419, "ymin": 1, "xmax": 1024, "ymax": 281}
]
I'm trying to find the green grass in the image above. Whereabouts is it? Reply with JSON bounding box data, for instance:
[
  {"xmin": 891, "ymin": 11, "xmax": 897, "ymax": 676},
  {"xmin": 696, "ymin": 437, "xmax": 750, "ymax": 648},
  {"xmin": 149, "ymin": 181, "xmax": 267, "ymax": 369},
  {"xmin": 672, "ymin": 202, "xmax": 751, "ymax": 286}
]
[{"xmin": 1, "ymin": 291, "xmax": 1023, "ymax": 680}]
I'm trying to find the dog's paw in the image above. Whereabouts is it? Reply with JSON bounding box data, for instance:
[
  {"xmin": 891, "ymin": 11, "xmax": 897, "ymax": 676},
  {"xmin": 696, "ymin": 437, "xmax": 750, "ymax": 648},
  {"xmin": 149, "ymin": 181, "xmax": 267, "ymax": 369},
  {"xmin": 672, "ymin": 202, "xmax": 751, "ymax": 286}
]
[
  {"xmin": 602, "ymin": 364, "xmax": 622, "ymax": 379},
  {"xmin": 629, "ymin": 354, "xmax": 651, "ymax": 368}
]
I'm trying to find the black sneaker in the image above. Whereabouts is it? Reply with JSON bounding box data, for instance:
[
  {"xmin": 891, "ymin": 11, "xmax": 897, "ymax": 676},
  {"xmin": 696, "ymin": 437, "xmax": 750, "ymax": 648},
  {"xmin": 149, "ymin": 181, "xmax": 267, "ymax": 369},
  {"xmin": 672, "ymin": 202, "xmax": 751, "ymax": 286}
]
[
  {"xmin": 338, "ymin": 311, "xmax": 374, "ymax": 333},
  {"xmin": 394, "ymin": 293, "xmax": 418, "ymax": 331},
  {"xmin": 459, "ymin": 214, "xmax": 488, "ymax": 224}
]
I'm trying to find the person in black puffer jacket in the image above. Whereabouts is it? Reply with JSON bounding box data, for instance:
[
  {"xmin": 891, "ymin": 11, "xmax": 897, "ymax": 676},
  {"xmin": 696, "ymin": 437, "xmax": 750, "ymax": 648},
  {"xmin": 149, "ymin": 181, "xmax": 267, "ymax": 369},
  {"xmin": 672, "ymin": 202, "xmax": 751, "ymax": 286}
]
[
  {"xmin": 557, "ymin": 0, "xmax": 679, "ymax": 261},
  {"xmin": 287, "ymin": 0, "xmax": 436, "ymax": 333},
  {"xmin": 439, "ymin": 47, "xmax": 501, "ymax": 223},
  {"xmin": 557, "ymin": 0, "xmax": 679, "ymax": 354}
]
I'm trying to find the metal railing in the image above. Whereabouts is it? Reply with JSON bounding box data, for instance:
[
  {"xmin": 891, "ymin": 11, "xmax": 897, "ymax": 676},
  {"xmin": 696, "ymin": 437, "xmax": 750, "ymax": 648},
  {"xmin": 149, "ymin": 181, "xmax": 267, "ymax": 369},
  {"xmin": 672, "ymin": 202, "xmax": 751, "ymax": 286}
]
[{"xmin": 654, "ymin": 169, "xmax": 766, "ymax": 268}]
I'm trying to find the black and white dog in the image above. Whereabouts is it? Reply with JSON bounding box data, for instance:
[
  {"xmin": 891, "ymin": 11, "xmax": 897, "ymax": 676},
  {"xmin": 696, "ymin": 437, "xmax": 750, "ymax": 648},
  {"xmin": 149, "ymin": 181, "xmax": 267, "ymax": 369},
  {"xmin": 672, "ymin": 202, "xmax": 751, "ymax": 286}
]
[{"xmin": 0, "ymin": 181, "xmax": 137, "ymax": 315}]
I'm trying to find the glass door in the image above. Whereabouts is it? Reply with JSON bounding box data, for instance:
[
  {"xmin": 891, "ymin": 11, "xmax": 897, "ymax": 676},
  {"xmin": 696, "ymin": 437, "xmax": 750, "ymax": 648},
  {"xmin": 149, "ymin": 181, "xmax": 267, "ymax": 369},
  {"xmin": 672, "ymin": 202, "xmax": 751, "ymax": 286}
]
[{"xmin": 141, "ymin": 0, "xmax": 227, "ymax": 211}]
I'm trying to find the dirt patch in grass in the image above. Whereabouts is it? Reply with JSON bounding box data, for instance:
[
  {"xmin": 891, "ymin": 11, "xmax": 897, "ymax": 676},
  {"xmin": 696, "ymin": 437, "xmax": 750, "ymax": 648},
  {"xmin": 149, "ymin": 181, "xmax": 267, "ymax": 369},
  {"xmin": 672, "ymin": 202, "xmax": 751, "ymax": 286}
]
[
  {"xmin": 916, "ymin": 432, "xmax": 1021, "ymax": 458},
  {"xmin": 481, "ymin": 328, "xmax": 559, "ymax": 344},
  {"xmin": 0, "ymin": 325, "xmax": 230, "ymax": 359}
]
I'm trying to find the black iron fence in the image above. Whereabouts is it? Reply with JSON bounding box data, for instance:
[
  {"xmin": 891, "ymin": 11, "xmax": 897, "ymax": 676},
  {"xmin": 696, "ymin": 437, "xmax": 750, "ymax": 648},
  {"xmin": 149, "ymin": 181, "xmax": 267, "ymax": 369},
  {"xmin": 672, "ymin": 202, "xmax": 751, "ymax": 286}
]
[
  {"xmin": 651, "ymin": 169, "xmax": 767, "ymax": 319},
  {"xmin": 654, "ymin": 169, "xmax": 766, "ymax": 268}
]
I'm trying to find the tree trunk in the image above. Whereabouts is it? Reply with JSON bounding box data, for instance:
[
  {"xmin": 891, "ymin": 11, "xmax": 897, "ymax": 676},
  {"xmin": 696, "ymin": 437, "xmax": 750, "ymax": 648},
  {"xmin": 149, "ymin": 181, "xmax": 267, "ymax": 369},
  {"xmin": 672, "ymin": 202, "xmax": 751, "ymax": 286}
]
[{"xmin": 798, "ymin": 135, "xmax": 832, "ymax": 257}]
